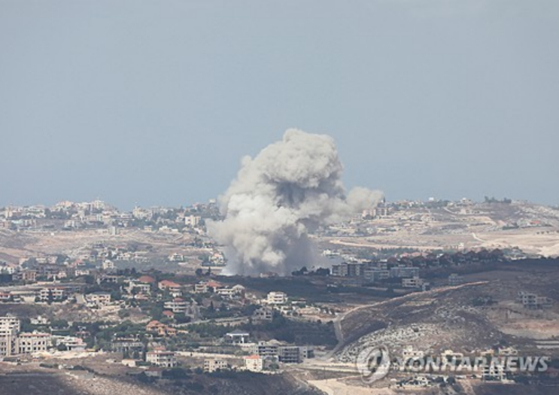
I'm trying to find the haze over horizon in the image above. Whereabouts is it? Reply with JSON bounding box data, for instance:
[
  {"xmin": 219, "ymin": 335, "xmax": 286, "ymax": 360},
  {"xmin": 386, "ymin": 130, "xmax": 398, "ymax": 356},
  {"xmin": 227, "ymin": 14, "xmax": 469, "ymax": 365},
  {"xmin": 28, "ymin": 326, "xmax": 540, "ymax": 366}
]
[{"xmin": 2, "ymin": 1, "xmax": 558, "ymax": 210}]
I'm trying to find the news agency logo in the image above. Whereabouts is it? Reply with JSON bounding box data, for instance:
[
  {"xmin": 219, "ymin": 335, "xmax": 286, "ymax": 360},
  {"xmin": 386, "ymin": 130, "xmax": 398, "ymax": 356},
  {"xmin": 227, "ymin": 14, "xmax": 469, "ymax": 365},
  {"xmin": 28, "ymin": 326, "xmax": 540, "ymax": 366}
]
[
  {"xmin": 355, "ymin": 345, "xmax": 550, "ymax": 384},
  {"xmin": 356, "ymin": 345, "xmax": 391, "ymax": 384}
]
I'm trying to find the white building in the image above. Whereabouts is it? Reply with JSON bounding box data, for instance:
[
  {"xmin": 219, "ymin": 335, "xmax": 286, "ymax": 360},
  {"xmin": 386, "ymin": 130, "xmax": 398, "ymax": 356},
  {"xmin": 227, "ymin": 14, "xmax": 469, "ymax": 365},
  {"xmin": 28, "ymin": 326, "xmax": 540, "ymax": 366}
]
[
  {"xmin": 38, "ymin": 287, "xmax": 66, "ymax": 302},
  {"xmin": 185, "ymin": 215, "xmax": 201, "ymax": 227},
  {"xmin": 244, "ymin": 355, "xmax": 263, "ymax": 372},
  {"xmin": 102, "ymin": 260, "xmax": 115, "ymax": 271},
  {"xmin": 223, "ymin": 330, "xmax": 250, "ymax": 345},
  {"xmin": 146, "ymin": 350, "xmax": 177, "ymax": 367},
  {"xmin": 0, "ymin": 316, "xmax": 20, "ymax": 357},
  {"xmin": 204, "ymin": 358, "xmax": 227, "ymax": 372},
  {"xmin": 266, "ymin": 291, "xmax": 287, "ymax": 305},
  {"xmin": 86, "ymin": 292, "xmax": 112, "ymax": 307},
  {"xmin": 164, "ymin": 298, "xmax": 188, "ymax": 314},
  {"xmin": 17, "ymin": 332, "xmax": 51, "ymax": 354},
  {"xmin": 402, "ymin": 276, "xmax": 424, "ymax": 288}
]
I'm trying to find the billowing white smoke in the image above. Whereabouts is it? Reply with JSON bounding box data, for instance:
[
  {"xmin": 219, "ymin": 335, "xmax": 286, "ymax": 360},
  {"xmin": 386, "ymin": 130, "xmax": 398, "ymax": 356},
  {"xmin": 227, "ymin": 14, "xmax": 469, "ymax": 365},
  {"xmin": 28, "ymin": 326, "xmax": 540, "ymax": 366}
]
[{"xmin": 208, "ymin": 129, "xmax": 382, "ymax": 275}]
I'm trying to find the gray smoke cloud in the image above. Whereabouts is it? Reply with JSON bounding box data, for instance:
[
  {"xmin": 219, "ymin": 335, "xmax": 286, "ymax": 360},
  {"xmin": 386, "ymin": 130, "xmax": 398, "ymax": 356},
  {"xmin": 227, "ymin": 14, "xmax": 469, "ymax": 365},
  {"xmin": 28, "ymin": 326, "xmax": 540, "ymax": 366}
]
[{"xmin": 208, "ymin": 129, "xmax": 383, "ymax": 275}]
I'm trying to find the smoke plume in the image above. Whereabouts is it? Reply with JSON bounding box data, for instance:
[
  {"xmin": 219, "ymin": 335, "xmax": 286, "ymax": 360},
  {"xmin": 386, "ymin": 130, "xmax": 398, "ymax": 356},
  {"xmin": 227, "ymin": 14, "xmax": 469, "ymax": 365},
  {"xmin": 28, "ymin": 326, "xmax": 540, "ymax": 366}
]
[{"xmin": 208, "ymin": 129, "xmax": 382, "ymax": 275}]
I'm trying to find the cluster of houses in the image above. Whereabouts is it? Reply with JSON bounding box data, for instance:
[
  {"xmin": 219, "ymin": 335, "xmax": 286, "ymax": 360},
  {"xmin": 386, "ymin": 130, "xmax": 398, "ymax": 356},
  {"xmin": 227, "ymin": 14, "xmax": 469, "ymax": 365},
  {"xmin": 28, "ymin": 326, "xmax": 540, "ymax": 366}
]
[
  {"xmin": 203, "ymin": 334, "xmax": 314, "ymax": 373},
  {"xmin": 0, "ymin": 200, "xmax": 218, "ymax": 234}
]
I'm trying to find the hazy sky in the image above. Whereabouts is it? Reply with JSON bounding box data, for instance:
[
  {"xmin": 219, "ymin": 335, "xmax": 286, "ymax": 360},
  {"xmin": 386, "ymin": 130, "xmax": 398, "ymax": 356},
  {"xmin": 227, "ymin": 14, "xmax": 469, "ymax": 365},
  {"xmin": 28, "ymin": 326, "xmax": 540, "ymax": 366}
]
[{"xmin": 1, "ymin": 0, "xmax": 558, "ymax": 210}]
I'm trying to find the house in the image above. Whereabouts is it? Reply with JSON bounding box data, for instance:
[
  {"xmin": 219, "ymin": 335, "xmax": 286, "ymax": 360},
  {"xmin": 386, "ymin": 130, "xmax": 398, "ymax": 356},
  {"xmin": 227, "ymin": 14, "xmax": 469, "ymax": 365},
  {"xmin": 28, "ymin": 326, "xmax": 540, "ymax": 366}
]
[
  {"xmin": 22, "ymin": 270, "xmax": 37, "ymax": 283},
  {"xmin": 164, "ymin": 298, "xmax": 188, "ymax": 314},
  {"xmin": 158, "ymin": 280, "xmax": 182, "ymax": 296},
  {"xmin": 266, "ymin": 291, "xmax": 287, "ymax": 305},
  {"xmin": 162, "ymin": 310, "xmax": 175, "ymax": 320},
  {"xmin": 146, "ymin": 320, "xmax": 176, "ymax": 337},
  {"xmin": 102, "ymin": 260, "xmax": 115, "ymax": 271},
  {"xmin": 244, "ymin": 355, "xmax": 263, "ymax": 372},
  {"xmin": 402, "ymin": 277, "xmax": 424, "ymax": 288},
  {"xmin": 127, "ymin": 280, "xmax": 151, "ymax": 295},
  {"xmin": 204, "ymin": 358, "xmax": 227, "ymax": 372},
  {"xmin": 137, "ymin": 275, "xmax": 156, "ymax": 284},
  {"xmin": 223, "ymin": 330, "xmax": 250, "ymax": 345},
  {"xmin": 112, "ymin": 337, "xmax": 145, "ymax": 354},
  {"xmin": 252, "ymin": 307, "xmax": 273, "ymax": 323},
  {"xmin": 194, "ymin": 282, "xmax": 209, "ymax": 293},
  {"xmin": 86, "ymin": 292, "xmax": 111, "ymax": 307},
  {"xmin": 216, "ymin": 284, "xmax": 245, "ymax": 299},
  {"xmin": 55, "ymin": 336, "xmax": 86, "ymax": 351},
  {"xmin": 146, "ymin": 350, "xmax": 177, "ymax": 367},
  {"xmin": 216, "ymin": 287, "xmax": 235, "ymax": 298},
  {"xmin": 74, "ymin": 269, "xmax": 91, "ymax": 277},
  {"xmin": 517, "ymin": 291, "xmax": 552, "ymax": 309},
  {"xmin": 38, "ymin": 287, "xmax": 66, "ymax": 302},
  {"xmin": 194, "ymin": 280, "xmax": 224, "ymax": 294}
]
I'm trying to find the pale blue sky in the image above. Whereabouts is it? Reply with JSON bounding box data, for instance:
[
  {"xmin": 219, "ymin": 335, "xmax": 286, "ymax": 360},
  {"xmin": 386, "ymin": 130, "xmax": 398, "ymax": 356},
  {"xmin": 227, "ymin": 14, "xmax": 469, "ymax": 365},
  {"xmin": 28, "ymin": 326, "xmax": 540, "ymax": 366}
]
[{"xmin": 1, "ymin": 0, "xmax": 558, "ymax": 209}]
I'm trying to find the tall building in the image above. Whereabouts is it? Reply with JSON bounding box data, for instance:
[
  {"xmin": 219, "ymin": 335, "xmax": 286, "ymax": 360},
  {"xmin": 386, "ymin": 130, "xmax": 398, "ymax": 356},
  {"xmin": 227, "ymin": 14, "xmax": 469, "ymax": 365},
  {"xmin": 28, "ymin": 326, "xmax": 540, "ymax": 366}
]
[{"xmin": 0, "ymin": 316, "xmax": 20, "ymax": 357}]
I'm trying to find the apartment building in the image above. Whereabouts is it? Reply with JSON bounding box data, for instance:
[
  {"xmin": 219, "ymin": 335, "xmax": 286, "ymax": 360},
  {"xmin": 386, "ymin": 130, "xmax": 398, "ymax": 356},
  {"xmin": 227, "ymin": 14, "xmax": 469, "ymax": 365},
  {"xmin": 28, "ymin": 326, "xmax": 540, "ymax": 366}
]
[
  {"xmin": 17, "ymin": 332, "xmax": 51, "ymax": 354},
  {"xmin": 266, "ymin": 291, "xmax": 287, "ymax": 305},
  {"xmin": 204, "ymin": 358, "xmax": 227, "ymax": 372},
  {"xmin": 146, "ymin": 350, "xmax": 177, "ymax": 367}
]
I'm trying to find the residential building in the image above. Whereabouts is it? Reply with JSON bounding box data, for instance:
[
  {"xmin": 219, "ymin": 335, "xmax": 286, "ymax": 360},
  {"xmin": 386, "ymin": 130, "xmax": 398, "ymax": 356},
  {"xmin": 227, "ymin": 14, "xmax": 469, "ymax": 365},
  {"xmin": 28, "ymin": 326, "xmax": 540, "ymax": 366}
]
[
  {"xmin": 363, "ymin": 268, "xmax": 390, "ymax": 282},
  {"xmin": 0, "ymin": 316, "xmax": 20, "ymax": 357},
  {"xmin": 55, "ymin": 336, "xmax": 86, "ymax": 351},
  {"xmin": 216, "ymin": 287, "xmax": 236, "ymax": 298},
  {"xmin": 38, "ymin": 287, "xmax": 66, "ymax": 302},
  {"xmin": 255, "ymin": 341, "xmax": 279, "ymax": 358},
  {"xmin": 266, "ymin": 291, "xmax": 287, "ymax": 305},
  {"xmin": 102, "ymin": 260, "xmax": 115, "ymax": 271},
  {"xmin": 127, "ymin": 281, "xmax": 151, "ymax": 295},
  {"xmin": 164, "ymin": 298, "xmax": 188, "ymax": 314},
  {"xmin": 223, "ymin": 330, "xmax": 250, "ymax": 345},
  {"xmin": 204, "ymin": 358, "xmax": 227, "ymax": 372},
  {"xmin": 517, "ymin": 291, "xmax": 552, "ymax": 309},
  {"xmin": 146, "ymin": 350, "xmax": 177, "ymax": 367},
  {"xmin": 17, "ymin": 332, "xmax": 51, "ymax": 354},
  {"xmin": 402, "ymin": 276, "xmax": 424, "ymax": 288},
  {"xmin": 390, "ymin": 265, "xmax": 420, "ymax": 278},
  {"xmin": 252, "ymin": 307, "xmax": 273, "ymax": 323},
  {"xmin": 331, "ymin": 262, "xmax": 364, "ymax": 277},
  {"xmin": 22, "ymin": 270, "xmax": 37, "ymax": 283},
  {"xmin": 158, "ymin": 280, "xmax": 182, "ymax": 296},
  {"xmin": 86, "ymin": 292, "xmax": 111, "ymax": 306},
  {"xmin": 194, "ymin": 280, "xmax": 223, "ymax": 293},
  {"xmin": 185, "ymin": 215, "xmax": 201, "ymax": 227},
  {"xmin": 112, "ymin": 337, "xmax": 144, "ymax": 354},
  {"xmin": 278, "ymin": 346, "xmax": 302, "ymax": 363},
  {"xmin": 244, "ymin": 355, "xmax": 263, "ymax": 372},
  {"xmin": 146, "ymin": 320, "xmax": 176, "ymax": 337}
]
